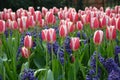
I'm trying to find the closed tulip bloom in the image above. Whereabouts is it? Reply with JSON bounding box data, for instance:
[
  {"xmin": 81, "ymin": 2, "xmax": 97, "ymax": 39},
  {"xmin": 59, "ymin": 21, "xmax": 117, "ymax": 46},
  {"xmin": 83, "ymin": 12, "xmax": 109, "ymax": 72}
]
[
  {"xmin": 11, "ymin": 21, "xmax": 18, "ymax": 30},
  {"xmin": 42, "ymin": 7, "xmax": 48, "ymax": 17},
  {"xmin": 116, "ymin": 17, "xmax": 120, "ymax": 31},
  {"xmin": 71, "ymin": 12, "xmax": 78, "ymax": 22},
  {"xmin": 67, "ymin": 21, "xmax": 75, "ymax": 33},
  {"xmin": 93, "ymin": 30, "xmax": 103, "ymax": 45},
  {"xmin": 106, "ymin": 26, "xmax": 116, "ymax": 40},
  {"xmin": 70, "ymin": 37, "xmax": 80, "ymax": 51},
  {"xmin": 0, "ymin": 20, "xmax": 5, "ymax": 34},
  {"xmin": 59, "ymin": 24, "xmax": 68, "ymax": 37},
  {"xmin": 21, "ymin": 46, "xmax": 30, "ymax": 58},
  {"xmin": 10, "ymin": 12, "xmax": 16, "ymax": 21},
  {"xmin": 28, "ymin": 16, "xmax": 35, "ymax": 28},
  {"xmin": 28, "ymin": 7, "xmax": 35, "ymax": 15},
  {"xmin": 34, "ymin": 11, "xmax": 42, "ymax": 22},
  {"xmin": 20, "ymin": 16, "xmax": 29, "ymax": 30},
  {"xmin": 45, "ymin": 12, "xmax": 56, "ymax": 25},
  {"xmin": 24, "ymin": 35, "xmax": 33, "ymax": 49},
  {"xmin": 109, "ymin": 17, "xmax": 116, "ymax": 26},
  {"xmin": 47, "ymin": 28, "xmax": 56, "ymax": 43},
  {"xmin": 6, "ymin": 19, "xmax": 12, "ymax": 29},
  {"xmin": 99, "ymin": 16, "xmax": 107, "ymax": 28},
  {"xmin": 41, "ymin": 29, "xmax": 48, "ymax": 41},
  {"xmin": 90, "ymin": 17, "xmax": 99, "ymax": 29},
  {"xmin": 76, "ymin": 21, "xmax": 83, "ymax": 31},
  {"xmin": 58, "ymin": 11, "xmax": 64, "ymax": 20}
]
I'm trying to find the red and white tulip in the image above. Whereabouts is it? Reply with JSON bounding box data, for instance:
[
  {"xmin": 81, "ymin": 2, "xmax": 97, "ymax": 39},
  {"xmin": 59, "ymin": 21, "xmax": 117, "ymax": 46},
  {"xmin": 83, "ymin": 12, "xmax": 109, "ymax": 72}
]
[
  {"xmin": 24, "ymin": 35, "xmax": 33, "ymax": 49},
  {"xmin": 21, "ymin": 46, "xmax": 30, "ymax": 58}
]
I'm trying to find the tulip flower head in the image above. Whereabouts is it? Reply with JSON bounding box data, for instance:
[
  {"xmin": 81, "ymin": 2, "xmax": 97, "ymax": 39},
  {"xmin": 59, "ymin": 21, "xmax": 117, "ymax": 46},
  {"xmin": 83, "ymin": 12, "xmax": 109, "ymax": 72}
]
[
  {"xmin": 70, "ymin": 37, "xmax": 80, "ymax": 51},
  {"xmin": 21, "ymin": 46, "xmax": 30, "ymax": 58},
  {"xmin": 41, "ymin": 29, "xmax": 48, "ymax": 42},
  {"xmin": 59, "ymin": 24, "xmax": 68, "ymax": 37},
  {"xmin": 93, "ymin": 30, "xmax": 103, "ymax": 45},
  {"xmin": 106, "ymin": 26, "xmax": 116, "ymax": 40},
  {"xmin": 0, "ymin": 20, "xmax": 5, "ymax": 34},
  {"xmin": 47, "ymin": 28, "xmax": 56, "ymax": 43},
  {"xmin": 24, "ymin": 35, "xmax": 33, "ymax": 49}
]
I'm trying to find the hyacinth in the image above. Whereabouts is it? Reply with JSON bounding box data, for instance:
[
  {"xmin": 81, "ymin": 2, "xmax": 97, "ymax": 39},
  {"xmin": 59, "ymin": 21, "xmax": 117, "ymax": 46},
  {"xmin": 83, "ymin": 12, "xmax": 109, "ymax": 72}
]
[
  {"xmin": 114, "ymin": 45, "xmax": 120, "ymax": 66},
  {"xmin": 47, "ymin": 42, "xmax": 52, "ymax": 54},
  {"xmin": 64, "ymin": 36, "xmax": 72, "ymax": 55},
  {"xmin": 4, "ymin": 29, "xmax": 12, "ymax": 38},
  {"xmin": 58, "ymin": 47, "xmax": 64, "ymax": 65},
  {"xmin": 104, "ymin": 58, "xmax": 120, "ymax": 73},
  {"xmin": 108, "ymin": 70, "xmax": 120, "ymax": 80},
  {"xmin": 76, "ymin": 31, "xmax": 81, "ymax": 38},
  {"xmin": 21, "ymin": 69, "xmax": 37, "ymax": 80},
  {"xmin": 87, "ymin": 51, "xmax": 103, "ymax": 80},
  {"xmin": 53, "ymin": 41, "xmax": 59, "ymax": 55}
]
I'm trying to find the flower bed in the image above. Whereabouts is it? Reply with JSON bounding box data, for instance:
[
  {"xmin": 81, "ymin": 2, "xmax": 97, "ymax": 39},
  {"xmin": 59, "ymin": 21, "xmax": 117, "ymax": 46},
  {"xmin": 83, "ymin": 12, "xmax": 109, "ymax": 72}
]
[{"xmin": 0, "ymin": 6, "xmax": 120, "ymax": 80}]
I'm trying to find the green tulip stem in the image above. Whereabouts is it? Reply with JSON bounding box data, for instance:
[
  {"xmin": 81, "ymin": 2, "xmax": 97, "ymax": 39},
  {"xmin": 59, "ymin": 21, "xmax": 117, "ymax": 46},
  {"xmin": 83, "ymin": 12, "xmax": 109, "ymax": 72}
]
[
  {"xmin": 46, "ymin": 44, "xmax": 48, "ymax": 67},
  {"xmin": 96, "ymin": 46, "xmax": 98, "ymax": 76}
]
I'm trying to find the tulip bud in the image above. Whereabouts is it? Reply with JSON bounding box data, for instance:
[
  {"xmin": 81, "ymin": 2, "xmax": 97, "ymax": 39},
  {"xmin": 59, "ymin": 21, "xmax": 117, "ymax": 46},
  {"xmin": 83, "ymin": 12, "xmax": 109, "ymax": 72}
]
[
  {"xmin": 59, "ymin": 24, "xmax": 68, "ymax": 37},
  {"xmin": 106, "ymin": 26, "xmax": 116, "ymax": 40},
  {"xmin": 93, "ymin": 30, "xmax": 103, "ymax": 45},
  {"xmin": 70, "ymin": 37, "xmax": 80, "ymax": 51},
  {"xmin": 0, "ymin": 20, "xmax": 5, "ymax": 34},
  {"xmin": 34, "ymin": 11, "xmax": 42, "ymax": 22},
  {"xmin": 90, "ymin": 17, "xmax": 99, "ymax": 29},
  {"xmin": 28, "ymin": 7, "xmax": 35, "ymax": 15},
  {"xmin": 21, "ymin": 46, "xmax": 30, "ymax": 58},
  {"xmin": 47, "ymin": 28, "xmax": 56, "ymax": 43},
  {"xmin": 20, "ymin": 16, "xmax": 29, "ymax": 30},
  {"xmin": 67, "ymin": 21, "xmax": 75, "ymax": 33},
  {"xmin": 58, "ymin": 11, "xmax": 64, "ymax": 20},
  {"xmin": 6, "ymin": 19, "xmax": 12, "ymax": 29},
  {"xmin": 24, "ymin": 35, "xmax": 33, "ymax": 49},
  {"xmin": 116, "ymin": 17, "xmax": 120, "ymax": 31},
  {"xmin": 99, "ymin": 16, "xmax": 107, "ymax": 28},
  {"xmin": 76, "ymin": 21, "xmax": 83, "ymax": 31},
  {"xmin": 10, "ymin": 12, "xmax": 16, "ymax": 21},
  {"xmin": 28, "ymin": 16, "xmax": 35, "ymax": 28},
  {"xmin": 45, "ymin": 12, "xmax": 56, "ymax": 25},
  {"xmin": 38, "ymin": 19, "xmax": 45, "ymax": 27},
  {"xmin": 42, "ymin": 7, "xmax": 48, "ymax": 17},
  {"xmin": 11, "ymin": 21, "xmax": 18, "ymax": 30},
  {"xmin": 41, "ymin": 29, "xmax": 48, "ymax": 41}
]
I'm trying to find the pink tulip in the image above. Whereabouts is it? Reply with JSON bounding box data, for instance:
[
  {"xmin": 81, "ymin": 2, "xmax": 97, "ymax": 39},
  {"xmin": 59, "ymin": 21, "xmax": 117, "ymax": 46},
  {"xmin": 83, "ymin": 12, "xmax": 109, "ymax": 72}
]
[
  {"xmin": 0, "ymin": 12, "xmax": 4, "ymax": 20},
  {"xmin": 0, "ymin": 20, "xmax": 5, "ymax": 34},
  {"xmin": 11, "ymin": 21, "xmax": 18, "ymax": 30},
  {"xmin": 59, "ymin": 24, "xmax": 68, "ymax": 37},
  {"xmin": 70, "ymin": 37, "xmax": 80, "ymax": 51},
  {"xmin": 41, "ymin": 29, "xmax": 48, "ymax": 42},
  {"xmin": 24, "ymin": 35, "xmax": 33, "ymax": 49},
  {"xmin": 116, "ymin": 17, "xmax": 120, "ymax": 31},
  {"xmin": 21, "ymin": 46, "xmax": 30, "ymax": 58},
  {"xmin": 109, "ymin": 17, "xmax": 116, "ymax": 26},
  {"xmin": 99, "ymin": 16, "xmax": 107, "ymax": 28},
  {"xmin": 10, "ymin": 12, "xmax": 16, "ymax": 21},
  {"xmin": 67, "ymin": 21, "xmax": 75, "ymax": 33},
  {"xmin": 47, "ymin": 28, "xmax": 56, "ymax": 43},
  {"xmin": 6, "ymin": 19, "xmax": 12, "ymax": 29},
  {"xmin": 106, "ymin": 26, "xmax": 116, "ymax": 40},
  {"xmin": 42, "ymin": 7, "xmax": 48, "ymax": 17},
  {"xmin": 58, "ymin": 11, "xmax": 64, "ymax": 20},
  {"xmin": 34, "ymin": 11, "xmax": 42, "ymax": 22},
  {"xmin": 93, "ymin": 30, "xmax": 103, "ymax": 45},
  {"xmin": 20, "ymin": 16, "xmax": 29, "ymax": 30},
  {"xmin": 28, "ymin": 7, "xmax": 35, "ymax": 15},
  {"xmin": 28, "ymin": 16, "xmax": 35, "ymax": 28},
  {"xmin": 90, "ymin": 17, "xmax": 99, "ymax": 29},
  {"xmin": 76, "ymin": 21, "xmax": 83, "ymax": 31},
  {"xmin": 38, "ymin": 19, "xmax": 45, "ymax": 27},
  {"xmin": 45, "ymin": 12, "xmax": 56, "ymax": 25}
]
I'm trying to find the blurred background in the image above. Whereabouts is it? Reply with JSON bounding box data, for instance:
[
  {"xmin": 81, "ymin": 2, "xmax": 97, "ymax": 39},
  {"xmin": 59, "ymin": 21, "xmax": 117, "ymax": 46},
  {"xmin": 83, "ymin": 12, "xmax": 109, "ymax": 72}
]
[{"xmin": 0, "ymin": 0, "xmax": 120, "ymax": 11}]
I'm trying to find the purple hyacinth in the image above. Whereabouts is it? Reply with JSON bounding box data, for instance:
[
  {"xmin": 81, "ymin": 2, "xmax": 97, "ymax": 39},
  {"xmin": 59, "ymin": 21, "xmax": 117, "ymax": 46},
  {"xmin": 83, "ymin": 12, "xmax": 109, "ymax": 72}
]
[
  {"xmin": 104, "ymin": 58, "xmax": 120, "ymax": 73},
  {"xmin": 64, "ymin": 36, "xmax": 72, "ymax": 55},
  {"xmin": 58, "ymin": 47, "xmax": 64, "ymax": 65},
  {"xmin": 114, "ymin": 45, "xmax": 120, "ymax": 66},
  {"xmin": 108, "ymin": 70, "xmax": 120, "ymax": 80},
  {"xmin": 47, "ymin": 42, "xmax": 52, "ymax": 54},
  {"xmin": 21, "ymin": 69, "xmax": 37, "ymax": 80},
  {"xmin": 76, "ymin": 31, "xmax": 81, "ymax": 38},
  {"xmin": 115, "ymin": 45, "xmax": 120, "ymax": 55},
  {"xmin": 53, "ymin": 41, "xmax": 59, "ymax": 55}
]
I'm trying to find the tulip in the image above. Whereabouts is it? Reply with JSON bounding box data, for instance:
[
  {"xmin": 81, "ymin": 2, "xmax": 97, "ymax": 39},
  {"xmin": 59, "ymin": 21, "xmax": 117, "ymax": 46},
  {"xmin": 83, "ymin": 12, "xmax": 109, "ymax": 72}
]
[
  {"xmin": 58, "ymin": 11, "xmax": 64, "ymax": 20},
  {"xmin": 116, "ymin": 17, "xmax": 120, "ymax": 31},
  {"xmin": 28, "ymin": 7, "xmax": 35, "ymax": 15},
  {"xmin": 76, "ymin": 21, "xmax": 83, "ymax": 31},
  {"xmin": 38, "ymin": 19, "xmax": 45, "ymax": 27},
  {"xmin": 106, "ymin": 26, "xmax": 116, "ymax": 40},
  {"xmin": 34, "ymin": 11, "xmax": 42, "ymax": 22},
  {"xmin": 41, "ymin": 29, "xmax": 48, "ymax": 42},
  {"xmin": 99, "ymin": 16, "xmax": 107, "ymax": 28},
  {"xmin": 24, "ymin": 35, "xmax": 33, "ymax": 49},
  {"xmin": 11, "ymin": 21, "xmax": 18, "ymax": 30},
  {"xmin": 6, "ymin": 19, "xmax": 12, "ymax": 29},
  {"xmin": 59, "ymin": 24, "xmax": 68, "ymax": 37},
  {"xmin": 20, "ymin": 16, "xmax": 29, "ymax": 30},
  {"xmin": 109, "ymin": 17, "xmax": 116, "ymax": 27},
  {"xmin": 45, "ymin": 12, "xmax": 56, "ymax": 25},
  {"xmin": 93, "ymin": 30, "xmax": 103, "ymax": 45},
  {"xmin": 21, "ymin": 46, "xmax": 30, "ymax": 58},
  {"xmin": 90, "ymin": 17, "xmax": 99, "ymax": 29},
  {"xmin": 67, "ymin": 21, "xmax": 75, "ymax": 33},
  {"xmin": 10, "ymin": 12, "xmax": 16, "ymax": 21},
  {"xmin": 70, "ymin": 37, "xmax": 80, "ymax": 51},
  {"xmin": 42, "ymin": 7, "xmax": 48, "ymax": 17},
  {"xmin": 0, "ymin": 20, "xmax": 5, "ymax": 34},
  {"xmin": 0, "ymin": 12, "xmax": 4, "ymax": 20},
  {"xmin": 28, "ymin": 16, "xmax": 35, "ymax": 28},
  {"xmin": 47, "ymin": 28, "xmax": 56, "ymax": 43}
]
